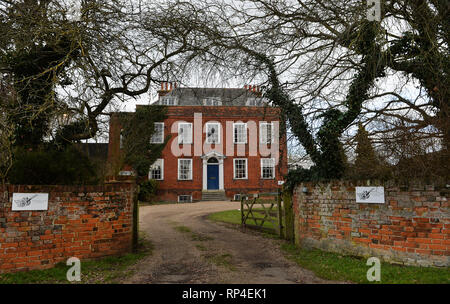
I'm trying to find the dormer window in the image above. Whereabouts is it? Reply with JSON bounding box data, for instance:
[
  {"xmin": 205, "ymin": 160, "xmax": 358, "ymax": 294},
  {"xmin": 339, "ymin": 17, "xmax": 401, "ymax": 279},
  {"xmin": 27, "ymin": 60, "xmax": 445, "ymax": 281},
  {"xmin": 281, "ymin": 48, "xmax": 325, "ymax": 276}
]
[
  {"xmin": 160, "ymin": 96, "xmax": 178, "ymax": 105},
  {"xmin": 203, "ymin": 97, "xmax": 222, "ymax": 106},
  {"xmin": 246, "ymin": 98, "xmax": 260, "ymax": 106}
]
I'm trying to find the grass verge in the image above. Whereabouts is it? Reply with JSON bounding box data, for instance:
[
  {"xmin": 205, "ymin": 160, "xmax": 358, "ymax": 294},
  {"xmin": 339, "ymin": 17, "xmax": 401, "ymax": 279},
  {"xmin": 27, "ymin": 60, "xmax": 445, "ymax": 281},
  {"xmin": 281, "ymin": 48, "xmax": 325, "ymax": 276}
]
[
  {"xmin": 281, "ymin": 243, "xmax": 450, "ymax": 284},
  {"xmin": 208, "ymin": 209, "xmax": 278, "ymax": 231},
  {"xmin": 0, "ymin": 238, "xmax": 153, "ymax": 284},
  {"xmin": 208, "ymin": 209, "xmax": 450, "ymax": 284}
]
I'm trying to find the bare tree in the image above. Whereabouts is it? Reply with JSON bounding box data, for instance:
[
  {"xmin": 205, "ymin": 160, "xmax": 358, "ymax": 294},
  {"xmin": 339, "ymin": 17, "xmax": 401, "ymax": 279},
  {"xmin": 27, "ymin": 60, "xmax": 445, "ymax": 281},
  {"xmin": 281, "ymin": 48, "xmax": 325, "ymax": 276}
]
[
  {"xmin": 0, "ymin": 75, "xmax": 14, "ymax": 184},
  {"xmin": 0, "ymin": 0, "xmax": 198, "ymax": 147},
  {"xmin": 163, "ymin": 0, "xmax": 448, "ymax": 180}
]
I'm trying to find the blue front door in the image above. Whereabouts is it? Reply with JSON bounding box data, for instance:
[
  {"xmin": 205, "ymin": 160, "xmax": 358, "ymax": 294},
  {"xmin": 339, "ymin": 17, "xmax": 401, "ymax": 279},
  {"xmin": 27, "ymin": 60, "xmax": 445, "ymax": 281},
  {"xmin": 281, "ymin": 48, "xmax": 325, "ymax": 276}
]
[{"xmin": 207, "ymin": 165, "xmax": 219, "ymax": 190}]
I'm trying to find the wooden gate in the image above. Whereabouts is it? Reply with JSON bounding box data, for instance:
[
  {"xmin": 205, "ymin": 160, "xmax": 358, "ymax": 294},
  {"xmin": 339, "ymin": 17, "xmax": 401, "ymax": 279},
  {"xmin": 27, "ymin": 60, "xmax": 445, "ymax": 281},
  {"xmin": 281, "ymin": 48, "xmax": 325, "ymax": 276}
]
[{"xmin": 240, "ymin": 191, "xmax": 283, "ymax": 237}]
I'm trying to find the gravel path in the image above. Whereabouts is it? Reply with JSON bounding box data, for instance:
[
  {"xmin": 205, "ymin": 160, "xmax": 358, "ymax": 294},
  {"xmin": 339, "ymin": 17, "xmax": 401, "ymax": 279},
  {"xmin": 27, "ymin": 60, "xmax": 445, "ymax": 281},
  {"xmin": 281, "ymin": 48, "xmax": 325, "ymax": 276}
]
[{"xmin": 123, "ymin": 201, "xmax": 340, "ymax": 284}]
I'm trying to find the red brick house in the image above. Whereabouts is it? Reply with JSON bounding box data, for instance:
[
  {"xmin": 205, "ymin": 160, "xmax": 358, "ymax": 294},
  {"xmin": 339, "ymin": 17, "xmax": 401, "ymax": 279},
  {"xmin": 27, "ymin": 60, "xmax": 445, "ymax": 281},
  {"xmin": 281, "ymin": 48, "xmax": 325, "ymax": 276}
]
[{"xmin": 108, "ymin": 83, "xmax": 288, "ymax": 202}]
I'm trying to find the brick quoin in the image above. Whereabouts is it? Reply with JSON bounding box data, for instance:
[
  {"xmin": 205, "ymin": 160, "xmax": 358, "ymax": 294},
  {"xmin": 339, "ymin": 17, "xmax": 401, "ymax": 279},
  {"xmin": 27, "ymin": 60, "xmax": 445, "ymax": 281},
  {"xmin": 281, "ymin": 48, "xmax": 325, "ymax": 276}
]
[
  {"xmin": 0, "ymin": 183, "xmax": 135, "ymax": 274},
  {"xmin": 293, "ymin": 181, "xmax": 450, "ymax": 267}
]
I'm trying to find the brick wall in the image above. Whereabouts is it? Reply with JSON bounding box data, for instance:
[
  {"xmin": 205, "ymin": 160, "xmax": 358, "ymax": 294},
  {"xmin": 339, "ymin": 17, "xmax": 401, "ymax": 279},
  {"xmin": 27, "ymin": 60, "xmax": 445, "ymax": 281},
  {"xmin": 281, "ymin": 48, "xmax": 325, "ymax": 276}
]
[
  {"xmin": 293, "ymin": 181, "xmax": 450, "ymax": 267},
  {"xmin": 0, "ymin": 182, "xmax": 135, "ymax": 273}
]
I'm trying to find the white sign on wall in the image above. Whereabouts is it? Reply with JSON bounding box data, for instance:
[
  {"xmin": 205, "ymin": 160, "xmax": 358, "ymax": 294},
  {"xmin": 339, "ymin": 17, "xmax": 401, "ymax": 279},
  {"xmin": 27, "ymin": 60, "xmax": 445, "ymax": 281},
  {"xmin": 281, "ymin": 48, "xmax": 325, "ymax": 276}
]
[
  {"xmin": 12, "ymin": 193, "xmax": 49, "ymax": 211},
  {"xmin": 355, "ymin": 187, "xmax": 385, "ymax": 204}
]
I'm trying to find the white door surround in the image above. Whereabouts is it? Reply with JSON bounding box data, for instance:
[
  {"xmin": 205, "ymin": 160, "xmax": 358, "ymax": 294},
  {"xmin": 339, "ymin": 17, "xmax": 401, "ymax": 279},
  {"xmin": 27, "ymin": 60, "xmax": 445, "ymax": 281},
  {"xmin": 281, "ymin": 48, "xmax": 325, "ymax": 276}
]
[{"xmin": 201, "ymin": 151, "xmax": 226, "ymax": 191}]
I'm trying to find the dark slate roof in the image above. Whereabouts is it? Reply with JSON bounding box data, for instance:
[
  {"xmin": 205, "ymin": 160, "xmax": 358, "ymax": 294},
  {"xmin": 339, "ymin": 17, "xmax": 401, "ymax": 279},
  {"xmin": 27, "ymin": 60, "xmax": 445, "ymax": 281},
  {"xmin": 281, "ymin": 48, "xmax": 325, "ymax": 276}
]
[{"xmin": 156, "ymin": 87, "xmax": 268, "ymax": 106}]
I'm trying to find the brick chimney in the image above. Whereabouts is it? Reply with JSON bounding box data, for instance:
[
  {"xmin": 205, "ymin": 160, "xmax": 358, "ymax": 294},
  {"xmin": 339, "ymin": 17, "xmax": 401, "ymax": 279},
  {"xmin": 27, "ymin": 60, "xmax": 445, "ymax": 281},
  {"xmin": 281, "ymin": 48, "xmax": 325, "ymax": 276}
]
[
  {"xmin": 158, "ymin": 81, "xmax": 178, "ymax": 97},
  {"xmin": 244, "ymin": 84, "xmax": 262, "ymax": 97}
]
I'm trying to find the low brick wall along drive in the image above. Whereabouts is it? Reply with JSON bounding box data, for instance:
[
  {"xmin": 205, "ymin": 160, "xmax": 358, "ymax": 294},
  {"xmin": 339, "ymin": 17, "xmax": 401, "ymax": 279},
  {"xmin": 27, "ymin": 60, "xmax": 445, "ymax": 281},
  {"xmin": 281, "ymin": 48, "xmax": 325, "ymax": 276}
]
[
  {"xmin": 293, "ymin": 181, "xmax": 449, "ymax": 267},
  {"xmin": 0, "ymin": 183, "xmax": 135, "ymax": 273}
]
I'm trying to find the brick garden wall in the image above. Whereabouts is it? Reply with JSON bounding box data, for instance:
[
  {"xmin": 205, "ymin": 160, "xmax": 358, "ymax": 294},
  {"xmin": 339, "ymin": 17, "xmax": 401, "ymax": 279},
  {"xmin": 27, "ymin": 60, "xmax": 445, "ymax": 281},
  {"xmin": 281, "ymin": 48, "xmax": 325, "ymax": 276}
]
[
  {"xmin": 293, "ymin": 181, "xmax": 450, "ymax": 267},
  {"xmin": 0, "ymin": 182, "xmax": 135, "ymax": 273}
]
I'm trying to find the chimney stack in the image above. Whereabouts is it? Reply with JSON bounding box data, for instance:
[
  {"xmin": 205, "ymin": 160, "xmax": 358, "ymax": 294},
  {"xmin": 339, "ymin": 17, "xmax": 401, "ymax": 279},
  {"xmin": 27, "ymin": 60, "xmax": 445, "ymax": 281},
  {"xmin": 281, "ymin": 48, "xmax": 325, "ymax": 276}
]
[
  {"xmin": 244, "ymin": 84, "xmax": 262, "ymax": 97},
  {"xmin": 158, "ymin": 81, "xmax": 178, "ymax": 97}
]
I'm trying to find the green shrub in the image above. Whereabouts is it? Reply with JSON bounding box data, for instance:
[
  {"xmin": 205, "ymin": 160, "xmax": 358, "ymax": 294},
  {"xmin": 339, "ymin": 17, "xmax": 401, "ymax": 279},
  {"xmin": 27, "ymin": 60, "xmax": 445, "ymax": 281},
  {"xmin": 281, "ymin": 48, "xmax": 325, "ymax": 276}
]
[
  {"xmin": 8, "ymin": 145, "xmax": 99, "ymax": 185},
  {"xmin": 138, "ymin": 179, "xmax": 159, "ymax": 202}
]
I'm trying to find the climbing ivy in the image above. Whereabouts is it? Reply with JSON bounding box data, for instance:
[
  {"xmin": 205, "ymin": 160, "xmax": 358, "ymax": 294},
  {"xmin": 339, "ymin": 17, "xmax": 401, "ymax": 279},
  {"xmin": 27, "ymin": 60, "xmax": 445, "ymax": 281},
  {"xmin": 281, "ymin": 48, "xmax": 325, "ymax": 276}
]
[
  {"xmin": 119, "ymin": 105, "xmax": 170, "ymax": 179},
  {"xmin": 260, "ymin": 21, "xmax": 387, "ymax": 190},
  {"xmin": 5, "ymin": 35, "xmax": 80, "ymax": 149}
]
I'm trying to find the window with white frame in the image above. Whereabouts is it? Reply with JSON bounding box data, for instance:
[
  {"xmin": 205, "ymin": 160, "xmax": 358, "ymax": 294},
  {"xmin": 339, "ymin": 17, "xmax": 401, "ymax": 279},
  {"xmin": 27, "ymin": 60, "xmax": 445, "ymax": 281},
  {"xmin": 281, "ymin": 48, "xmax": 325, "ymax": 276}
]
[
  {"xmin": 149, "ymin": 159, "xmax": 164, "ymax": 180},
  {"xmin": 246, "ymin": 98, "xmax": 260, "ymax": 106},
  {"xmin": 261, "ymin": 158, "xmax": 275, "ymax": 179},
  {"xmin": 233, "ymin": 123, "xmax": 247, "ymax": 144},
  {"xmin": 178, "ymin": 195, "xmax": 192, "ymax": 203},
  {"xmin": 150, "ymin": 122, "xmax": 164, "ymax": 144},
  {"xmin": 260, "ymin": 122, "xmax": 274, "ymax": 144},
  {"xmin": 206, "ymin": 122, "xmax": 220, "ymax": 144},
  {"xmin": 178, "ymin": 123, "xmax": 193, "ymax": 144},
  {"xmin": 178, "ymin": 159, "xmax": 192, "ymax": 180},
  {"xmin": 234, "ymin": 159, "xmax": 247, "ymax": 179},
  {"xmin": 160, "ymin": 96, "xmax": 178, "ymax": 105},
  {"xmin": 203, "ymin": 97, "xmax": 222, "ymax": 106}
]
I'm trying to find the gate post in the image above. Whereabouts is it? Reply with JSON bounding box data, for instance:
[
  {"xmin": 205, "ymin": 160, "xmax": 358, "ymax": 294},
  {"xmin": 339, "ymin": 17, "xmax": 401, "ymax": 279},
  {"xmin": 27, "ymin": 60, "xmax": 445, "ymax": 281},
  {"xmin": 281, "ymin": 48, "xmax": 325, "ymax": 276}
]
[
  {"xmin": 132, "ymin": 183, "xmax": 140, "ymax": 253},
  {"xmin": 277, "ymin": 189, "xmax": 283, "ymax": 238},
  {"xmin": 282, "ymin": 188, "xmax": 294, "ymax": 242},
  {"xmin": 240, "ymin": 194, "xmax": 244, "ymax": 229}
]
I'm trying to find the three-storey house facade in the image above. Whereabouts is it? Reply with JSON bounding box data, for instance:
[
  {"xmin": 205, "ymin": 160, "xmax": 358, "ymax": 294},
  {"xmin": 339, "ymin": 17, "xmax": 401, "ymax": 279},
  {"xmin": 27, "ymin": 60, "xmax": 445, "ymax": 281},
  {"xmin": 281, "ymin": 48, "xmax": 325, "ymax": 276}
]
[{"xmin": 108, "ymin": 83, "xmax": 287, "ymax": 202}]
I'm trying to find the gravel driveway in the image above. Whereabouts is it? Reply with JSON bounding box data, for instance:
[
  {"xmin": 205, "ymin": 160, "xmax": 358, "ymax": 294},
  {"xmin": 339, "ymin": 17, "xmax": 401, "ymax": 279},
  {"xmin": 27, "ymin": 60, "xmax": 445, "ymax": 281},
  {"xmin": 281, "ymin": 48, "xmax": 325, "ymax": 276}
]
[{"xmin": 123, "ymin": 201, "xmax": 338, "ymax": 284}]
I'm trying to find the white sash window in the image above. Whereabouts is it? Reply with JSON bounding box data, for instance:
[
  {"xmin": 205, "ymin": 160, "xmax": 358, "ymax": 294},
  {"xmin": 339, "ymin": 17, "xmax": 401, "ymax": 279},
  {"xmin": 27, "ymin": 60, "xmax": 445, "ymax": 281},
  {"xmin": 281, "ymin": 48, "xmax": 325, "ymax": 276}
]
[
  {"xmin": 178, "ymin": 159, "xmax": 193, "ymax": 180},
  {"xmin": 260, "ymin": 122, "xmax": 274, "ymax": 144},
  {"xmin": 149, "ymin": 159, "xmax": 164, "ymax": 180},
  {"xmin": 150, "ymin": 122, "xmax": 164, "ymax": 144},
  {"xmin": 178, "ymin": 123, "xmax": 193, "ymax": 144},
  {"xmin": 233, "ymin": 123, "xmax": 247, "ymax": 144},
  {"xmin": 206, "ymin": 123, "xmax": 220, "ymax": 144},
  {"xmin": 233, "ymin": 158, "xmax": 248, "ymax": 179},
  {"xmin": 261, "ymin": 158, "xmax": 275, "ymax": 179}
]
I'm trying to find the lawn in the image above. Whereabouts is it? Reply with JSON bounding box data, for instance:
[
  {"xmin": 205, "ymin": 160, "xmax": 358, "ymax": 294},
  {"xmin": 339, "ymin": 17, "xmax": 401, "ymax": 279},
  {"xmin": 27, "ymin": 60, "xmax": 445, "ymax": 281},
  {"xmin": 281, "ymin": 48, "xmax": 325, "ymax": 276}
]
[
  {"xmin": 208, "ymin": 208, "xmax": 279, "ymax": 232},
  {"xmin": 0, "ymin": 239, "xmax": 153, "ymax": 284},
  {"xmin": 208, "ymin": 209, "xmax": 450, "ymax": 284}
]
